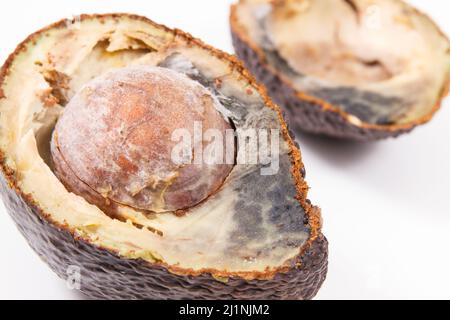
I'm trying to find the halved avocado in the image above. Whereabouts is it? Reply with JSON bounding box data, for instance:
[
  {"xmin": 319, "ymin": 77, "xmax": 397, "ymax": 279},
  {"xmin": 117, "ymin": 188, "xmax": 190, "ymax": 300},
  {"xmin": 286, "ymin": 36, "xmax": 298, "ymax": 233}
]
[
  {"xmin": 230, "ymin": 0, "xmax": 450, "ymax": 141},
  {"xmin": 0, "ymin": 14, "xmax": 327, "ymax": 299}
]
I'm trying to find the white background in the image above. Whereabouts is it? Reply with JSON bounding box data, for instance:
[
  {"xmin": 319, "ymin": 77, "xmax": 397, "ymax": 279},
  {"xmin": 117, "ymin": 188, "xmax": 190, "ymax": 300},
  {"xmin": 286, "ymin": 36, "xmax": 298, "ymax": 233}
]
[{"xmin": 0, "ymin": 0, "xmax": 449, "ymax": 300}]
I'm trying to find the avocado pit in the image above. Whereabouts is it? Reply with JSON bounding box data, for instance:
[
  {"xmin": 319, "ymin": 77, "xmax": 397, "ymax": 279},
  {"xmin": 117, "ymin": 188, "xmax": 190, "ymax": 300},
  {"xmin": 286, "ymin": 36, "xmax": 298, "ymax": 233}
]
[{"xmin": 51, "ymin": 66, "xmax": 234, "ymax": 214}]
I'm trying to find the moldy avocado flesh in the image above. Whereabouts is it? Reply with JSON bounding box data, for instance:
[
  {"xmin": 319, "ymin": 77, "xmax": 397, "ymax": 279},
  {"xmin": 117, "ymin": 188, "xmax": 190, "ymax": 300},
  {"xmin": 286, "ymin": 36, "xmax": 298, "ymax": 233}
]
[
  {"xmin": 230, "ymin": 0, "xmax": 450, "ymax": 140},
  {"xmin": 0, "ymin": 14, "xmax": 327, "ymax": 299}
]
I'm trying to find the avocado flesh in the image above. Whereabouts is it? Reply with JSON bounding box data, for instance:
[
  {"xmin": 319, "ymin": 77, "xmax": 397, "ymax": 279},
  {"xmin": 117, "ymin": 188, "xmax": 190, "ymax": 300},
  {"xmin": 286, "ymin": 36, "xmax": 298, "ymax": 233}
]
[
  {"xmin": 234, "ymin": 0, "xmax": 450, "ymax": 125},
  {"xmin": 0, "ymin": 16, "xmax": 313, "ymax": 276}
]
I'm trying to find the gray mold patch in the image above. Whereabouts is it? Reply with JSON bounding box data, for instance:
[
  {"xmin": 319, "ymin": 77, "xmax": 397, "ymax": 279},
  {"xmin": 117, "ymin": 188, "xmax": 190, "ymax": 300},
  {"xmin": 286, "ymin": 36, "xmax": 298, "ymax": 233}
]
[
  {"xmin": 158, "ymin": 53, "xmax": 206, "ymax": 86},
  {"xmin": 159, "ymin": 53, "xmax": 251, "ymax": 123},
  {"xmin": 231, "ymin": 156, "xmax": 309, "ymax": 240},
  {"xmin": 311, "ymin": 87, "xmax": 406, "ymax": 125}
]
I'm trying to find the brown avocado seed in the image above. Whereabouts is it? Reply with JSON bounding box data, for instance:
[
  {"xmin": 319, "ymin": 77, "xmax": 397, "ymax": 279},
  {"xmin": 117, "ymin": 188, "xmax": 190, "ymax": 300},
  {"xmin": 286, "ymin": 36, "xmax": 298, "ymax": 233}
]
[{"xmin": 51, "ymin": 66, "xmax": 234, "ymax": 213}]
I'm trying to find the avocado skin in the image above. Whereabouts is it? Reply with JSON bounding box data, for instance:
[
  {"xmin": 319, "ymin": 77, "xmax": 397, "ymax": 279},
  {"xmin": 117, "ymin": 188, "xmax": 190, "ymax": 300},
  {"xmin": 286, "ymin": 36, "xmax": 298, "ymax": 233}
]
[
  {"xmin": 230, "ymin": 30, "xmax": 414, "ymax": 141},
  {"xmin": 0, "ymin": 172, "xmax": 327, "ymax": 299}
]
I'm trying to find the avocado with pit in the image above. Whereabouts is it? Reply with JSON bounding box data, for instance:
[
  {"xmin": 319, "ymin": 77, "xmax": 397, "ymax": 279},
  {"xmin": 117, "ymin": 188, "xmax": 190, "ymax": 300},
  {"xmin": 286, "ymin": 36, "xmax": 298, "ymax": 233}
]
[{"xmin": 0, "ymin": 14, "xmax": 327, "ymax": 299}]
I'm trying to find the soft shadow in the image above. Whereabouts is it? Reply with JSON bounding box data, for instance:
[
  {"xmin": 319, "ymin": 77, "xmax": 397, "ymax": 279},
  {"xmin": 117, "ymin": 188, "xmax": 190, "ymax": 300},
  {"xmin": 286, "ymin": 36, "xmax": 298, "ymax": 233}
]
[
  {"xmin": 294, "ymin": 129, "xmax": 381, "ymax": 168},
  {"xmin": 62, "ymin": 288, "xmax": 91, "ymax": 300}
]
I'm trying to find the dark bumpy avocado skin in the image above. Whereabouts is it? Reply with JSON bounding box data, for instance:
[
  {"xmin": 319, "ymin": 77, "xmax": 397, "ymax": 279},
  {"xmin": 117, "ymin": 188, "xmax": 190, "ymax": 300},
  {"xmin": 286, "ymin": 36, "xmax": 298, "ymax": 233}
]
[
  {"xmin": 0, "ymin": 173, "xmax": 327, "ymax": 299},
  {"xmin": 231, "ymin": 31, "xmax": 414, "ymax": 142}
]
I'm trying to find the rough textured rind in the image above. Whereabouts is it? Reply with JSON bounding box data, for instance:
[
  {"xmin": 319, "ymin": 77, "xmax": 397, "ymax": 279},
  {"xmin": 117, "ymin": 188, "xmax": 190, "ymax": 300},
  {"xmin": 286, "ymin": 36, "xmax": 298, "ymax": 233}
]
[
  {"xmin": 0, "ymin": 14, "xmax": 327, "ymax": 299},
  {"xmin": 230, "ymin": 4, "xmax": 450, "ymax": 141},
  {"xmin": 0, "ymin": 173, "xmax": 327, "ymax": 300}
]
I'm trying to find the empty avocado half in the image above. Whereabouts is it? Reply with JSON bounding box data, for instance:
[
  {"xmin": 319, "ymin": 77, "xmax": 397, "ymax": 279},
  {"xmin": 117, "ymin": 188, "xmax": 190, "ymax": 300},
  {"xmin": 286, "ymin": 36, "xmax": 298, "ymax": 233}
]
[
  {"xmin": 0, "ymin": 14, "xmax": 327, "ymax": 299},
  {"xmin": 230, "ymin": 0, "xmax": 450, "ymax": 140}
]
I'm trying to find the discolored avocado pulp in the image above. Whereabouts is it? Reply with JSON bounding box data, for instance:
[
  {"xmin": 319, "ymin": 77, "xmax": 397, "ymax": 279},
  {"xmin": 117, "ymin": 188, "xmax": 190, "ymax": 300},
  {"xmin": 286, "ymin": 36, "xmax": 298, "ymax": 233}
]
[{"xmin": 230, "ymin": 0, "xmax": 450, "ymax": 140}]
